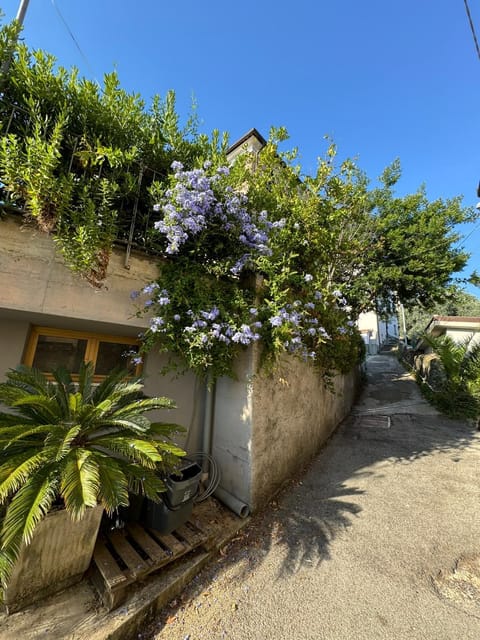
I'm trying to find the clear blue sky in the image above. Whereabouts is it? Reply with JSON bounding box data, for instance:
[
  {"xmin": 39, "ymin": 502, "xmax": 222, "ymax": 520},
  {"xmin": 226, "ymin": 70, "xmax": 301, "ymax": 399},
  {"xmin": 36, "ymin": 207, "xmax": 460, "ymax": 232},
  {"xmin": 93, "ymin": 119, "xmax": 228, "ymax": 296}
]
[{"xmin": 3, "ymin": 0, "xmax": 480, "ymax": 296}]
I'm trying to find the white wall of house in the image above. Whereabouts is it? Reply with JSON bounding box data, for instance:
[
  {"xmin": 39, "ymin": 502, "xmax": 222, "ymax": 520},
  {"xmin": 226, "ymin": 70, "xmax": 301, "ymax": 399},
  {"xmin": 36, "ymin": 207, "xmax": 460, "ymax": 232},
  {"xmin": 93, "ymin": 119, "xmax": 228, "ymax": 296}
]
[
  {"xmin": 443, "ymin": 328, "xmax": 480, "ymax": 347},
  {"xmin": 357, "ymin": 310, "xmax": 399, "ymax": 354}
]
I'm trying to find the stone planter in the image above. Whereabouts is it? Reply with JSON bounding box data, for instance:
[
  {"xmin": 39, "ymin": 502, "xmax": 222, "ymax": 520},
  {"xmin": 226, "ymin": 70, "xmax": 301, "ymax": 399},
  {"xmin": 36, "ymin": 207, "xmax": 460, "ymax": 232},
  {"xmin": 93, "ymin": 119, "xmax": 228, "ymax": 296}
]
[{"xmin": 3, "ymin": 504, "xmax": 103, "ymax": 613}]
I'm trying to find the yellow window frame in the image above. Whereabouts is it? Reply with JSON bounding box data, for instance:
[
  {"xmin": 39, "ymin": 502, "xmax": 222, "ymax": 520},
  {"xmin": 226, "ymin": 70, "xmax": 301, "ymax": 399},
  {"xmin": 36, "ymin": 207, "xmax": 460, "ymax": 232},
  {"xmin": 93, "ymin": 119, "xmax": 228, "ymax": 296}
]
[{"xmin": 23, "ymin": 326, "xmax": 142, "ymax": 382}]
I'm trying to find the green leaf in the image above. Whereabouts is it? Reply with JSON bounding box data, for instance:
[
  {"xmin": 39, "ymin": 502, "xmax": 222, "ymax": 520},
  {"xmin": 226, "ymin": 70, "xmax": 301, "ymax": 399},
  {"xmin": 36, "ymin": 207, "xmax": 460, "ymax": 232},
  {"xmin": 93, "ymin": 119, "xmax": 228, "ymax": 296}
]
[{"xmin": 60, "ymin": 450, "xmax": 100, "ymax": 519}]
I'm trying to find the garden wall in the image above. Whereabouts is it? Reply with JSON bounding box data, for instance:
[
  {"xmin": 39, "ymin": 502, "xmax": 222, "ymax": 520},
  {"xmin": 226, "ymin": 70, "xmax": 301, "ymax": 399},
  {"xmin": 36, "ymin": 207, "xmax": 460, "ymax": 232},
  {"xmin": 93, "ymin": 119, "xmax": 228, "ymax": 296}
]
[{"xmin": 213, "ymin": 345, "xmax": 360, "ymax": 511}]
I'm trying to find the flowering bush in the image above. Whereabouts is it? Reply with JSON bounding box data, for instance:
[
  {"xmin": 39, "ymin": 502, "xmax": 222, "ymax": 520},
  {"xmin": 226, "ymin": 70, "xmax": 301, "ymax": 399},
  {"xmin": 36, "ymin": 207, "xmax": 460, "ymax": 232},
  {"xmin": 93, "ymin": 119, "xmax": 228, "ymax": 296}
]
[
  {"xmin": 135, "ymin": 157, "xmax": 364, "ymax": 381},
  {"xmin": 149, "ymin": 162, "xmax": 278, "ymax": 276}
]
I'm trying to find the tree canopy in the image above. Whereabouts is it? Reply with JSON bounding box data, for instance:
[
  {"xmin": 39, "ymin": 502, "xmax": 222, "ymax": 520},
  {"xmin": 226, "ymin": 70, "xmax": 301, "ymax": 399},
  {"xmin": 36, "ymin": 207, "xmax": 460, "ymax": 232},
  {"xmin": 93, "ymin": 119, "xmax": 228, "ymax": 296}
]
[{"xmin": 0, "ymin": 17, "xmax": 477, "ymax": 377}]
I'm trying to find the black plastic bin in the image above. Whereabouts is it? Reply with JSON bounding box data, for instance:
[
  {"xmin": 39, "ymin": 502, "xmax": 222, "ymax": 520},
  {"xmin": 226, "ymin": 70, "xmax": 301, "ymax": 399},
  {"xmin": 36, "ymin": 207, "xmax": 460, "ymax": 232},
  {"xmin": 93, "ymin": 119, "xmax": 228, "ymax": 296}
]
[
  {"xmin": 143, "ymin": 497, "xmax": 193, "ymax": 534},
  {"xmin": 163, "ymin": 460, "xmax": 202, "ymax": 509},
  {"xmin": 142, "ymin": 459, "xmax": 202, "ymax": 535}
]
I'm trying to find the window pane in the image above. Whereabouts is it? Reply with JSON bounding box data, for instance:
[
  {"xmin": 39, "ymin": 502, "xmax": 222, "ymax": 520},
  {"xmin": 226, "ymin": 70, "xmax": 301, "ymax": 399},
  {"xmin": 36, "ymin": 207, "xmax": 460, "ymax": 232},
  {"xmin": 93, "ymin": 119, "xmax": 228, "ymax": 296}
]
[
  {"xmin": 95, "ymin": 342, "xmax": 139, "ymax": 376},
  {"xmin": 32, "ymin": 335, "xmax": 88, "ymax": 373}
]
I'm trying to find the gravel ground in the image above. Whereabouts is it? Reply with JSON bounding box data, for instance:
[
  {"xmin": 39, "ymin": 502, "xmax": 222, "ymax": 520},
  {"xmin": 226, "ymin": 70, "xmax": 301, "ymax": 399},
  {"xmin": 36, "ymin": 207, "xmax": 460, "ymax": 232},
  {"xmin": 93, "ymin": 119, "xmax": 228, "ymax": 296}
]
[{"xmin": 141, "ymin": 355, "xmax": 480, "ymax": 640}]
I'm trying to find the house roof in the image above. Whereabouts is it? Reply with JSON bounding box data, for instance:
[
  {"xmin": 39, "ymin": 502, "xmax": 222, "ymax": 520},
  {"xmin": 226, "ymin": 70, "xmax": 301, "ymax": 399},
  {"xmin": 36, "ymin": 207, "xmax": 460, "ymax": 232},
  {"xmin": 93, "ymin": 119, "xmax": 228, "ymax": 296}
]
[
  {"xmin": 226, "ymin": 128, "xmax": 267, "ymax": 156},
  {"xmin": 423, "ymin": 315, "xmax": 480, "ymax": 338},
  {"xmin": 425, "ymin": 315, "xmax": 480, "ymax": 332}
]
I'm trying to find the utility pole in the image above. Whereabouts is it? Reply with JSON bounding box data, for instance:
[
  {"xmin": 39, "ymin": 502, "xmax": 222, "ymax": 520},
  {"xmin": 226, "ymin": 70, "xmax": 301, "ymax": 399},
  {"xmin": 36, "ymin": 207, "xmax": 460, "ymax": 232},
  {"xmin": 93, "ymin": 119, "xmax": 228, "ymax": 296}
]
[
  {"xmin": 16, "ymin": 0, "xmax": 30, "ymax": 26},
  {"xmin": 399, "ymin": 302, "xmax": 408, "ymax": 346},
  {"xmin": 1, "ymin": 0, "xmax": 30, "ymax": 79}
]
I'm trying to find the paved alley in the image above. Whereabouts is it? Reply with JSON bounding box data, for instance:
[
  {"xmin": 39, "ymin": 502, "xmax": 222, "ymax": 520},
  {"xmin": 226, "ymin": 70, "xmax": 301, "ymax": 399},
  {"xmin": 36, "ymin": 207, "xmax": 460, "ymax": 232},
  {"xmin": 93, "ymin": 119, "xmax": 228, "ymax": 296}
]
[{"xmin": 145, "ymin": 354, "xmax": 480, "ymax": 640}]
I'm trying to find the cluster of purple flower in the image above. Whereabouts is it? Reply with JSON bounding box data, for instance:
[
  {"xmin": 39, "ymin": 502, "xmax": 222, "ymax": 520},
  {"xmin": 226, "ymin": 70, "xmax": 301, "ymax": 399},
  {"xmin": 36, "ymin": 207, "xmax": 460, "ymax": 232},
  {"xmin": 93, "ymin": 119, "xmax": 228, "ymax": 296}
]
[
  {"xmin": 182, "ymin": 307, "xmax": 261, "ymax": 349},
  {"xmin": 268, "ymin": 299, "xmax": 331, "ymax": 360},
  {"xmin": 153, "ymin": 162, "xmax": 274, "ymax": 274}
]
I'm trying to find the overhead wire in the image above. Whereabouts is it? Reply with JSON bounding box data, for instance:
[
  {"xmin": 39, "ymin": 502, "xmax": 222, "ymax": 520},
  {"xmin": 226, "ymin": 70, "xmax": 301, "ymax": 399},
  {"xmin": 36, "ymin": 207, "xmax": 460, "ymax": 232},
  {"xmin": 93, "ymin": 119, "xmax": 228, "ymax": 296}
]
[
  {"xmin": 463, "ymin": 0, "xmax": 480, "ymax": 61},
  {"xmin": 50, "ymin": 0, "xmax": 98, "ymax": 83}
]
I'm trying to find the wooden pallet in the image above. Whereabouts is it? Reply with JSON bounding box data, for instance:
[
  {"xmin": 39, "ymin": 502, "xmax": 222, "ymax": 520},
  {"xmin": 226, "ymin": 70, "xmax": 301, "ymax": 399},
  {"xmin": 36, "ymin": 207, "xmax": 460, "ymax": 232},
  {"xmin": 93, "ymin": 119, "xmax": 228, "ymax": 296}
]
[{"xmin": 91, "ymin": 518, "xmax": 209, "ymax": 610}]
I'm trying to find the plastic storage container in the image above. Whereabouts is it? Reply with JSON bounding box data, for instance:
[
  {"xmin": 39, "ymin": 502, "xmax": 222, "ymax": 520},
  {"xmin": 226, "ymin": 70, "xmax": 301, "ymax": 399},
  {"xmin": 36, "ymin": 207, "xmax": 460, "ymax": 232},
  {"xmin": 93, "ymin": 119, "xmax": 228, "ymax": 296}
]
[
  {"xmin": 163, "ymin": 460, "xmax": 202, "ymax": 509},
  {"xmin": 143, "ymin": 497, "xmax": 193, "ymax": 534},
  {"xmin": 142, "ymin": 460, "xmax": 202, "ymax": 535}
]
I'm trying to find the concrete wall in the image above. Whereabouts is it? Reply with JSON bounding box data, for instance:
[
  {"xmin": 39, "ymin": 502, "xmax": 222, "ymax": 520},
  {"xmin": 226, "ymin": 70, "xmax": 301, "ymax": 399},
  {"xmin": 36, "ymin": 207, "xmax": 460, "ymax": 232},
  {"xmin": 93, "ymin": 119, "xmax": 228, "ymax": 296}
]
[
  {"xmin": 444, "ymin": 328, "xmax": 480, "ymax": 348},
  {"xmin": 251, "ymin": 355, "xmax": 359, "ymax": 508},
  {"xmin": 212, "ymin": 345, "xmax": 359, "ymax": 511},
  {"xmin": 0, "ymin": 216, "xmax": 206, "ymax": 452},
  {"xmin": 1, "ymin": 216, "xmax": 359, "ymax": 512},
  {"xmin": 0, "ymin": 215, "xmax": 157, "ymax": 332},
  {"xmin": 212, "ymin": 350, "xmax": 255, "ymax": 506}
]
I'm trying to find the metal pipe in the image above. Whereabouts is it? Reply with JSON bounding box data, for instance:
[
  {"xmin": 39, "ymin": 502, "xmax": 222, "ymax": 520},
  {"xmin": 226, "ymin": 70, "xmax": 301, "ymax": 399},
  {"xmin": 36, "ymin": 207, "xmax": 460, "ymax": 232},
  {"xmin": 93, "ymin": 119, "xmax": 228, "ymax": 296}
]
[
  {"xmin": 202, "ymin": 379, "xmax": 216, "ymax": 471},
  {"xmin": 214, "ymin": 486, "xmax": 250, "ymax": 518},
  {"xmin": 16, "ymin": 0, "xmax": 30, "ymax": 24}
]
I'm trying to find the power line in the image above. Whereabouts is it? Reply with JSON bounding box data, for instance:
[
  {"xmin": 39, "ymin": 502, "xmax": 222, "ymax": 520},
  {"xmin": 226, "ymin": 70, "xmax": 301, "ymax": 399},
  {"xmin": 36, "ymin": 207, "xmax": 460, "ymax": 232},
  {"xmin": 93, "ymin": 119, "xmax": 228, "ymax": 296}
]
[
  {"xmin": 50, "ymin": 0, "xmax": 98, "ymax": 83},
  {"xmin": 463, "ymin": 0, "xmax": 480, "ymax": 61}
]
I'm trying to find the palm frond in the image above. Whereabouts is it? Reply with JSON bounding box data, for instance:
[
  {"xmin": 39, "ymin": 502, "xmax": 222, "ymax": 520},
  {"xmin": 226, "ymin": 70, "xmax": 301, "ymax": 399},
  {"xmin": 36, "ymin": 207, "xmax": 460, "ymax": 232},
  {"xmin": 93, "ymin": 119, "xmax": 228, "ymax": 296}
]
[
  {"xmin": 125, "ymin": 463, "xmax": 165, "ymax": 501},
  {"xmin": 55, "ymin": 424, "xmax": 82, "ymax": 461},
  {"xmin": 155, "ymin": 441, "xmax": 186, "ymax": 457},
  {"xmin": 10, "ymin": 395, "xmax": 60, "ymax": 423},
  {"xmin": 0, "ymin": 449, "xmax": 56, "ymax": 503},
  {"xmin": 90, "ymin": 437, "xmax": 162, "ymax": 466},
  {"xmin": 95, "ymin": 415, "xmax": 152, "ymax": 433},
  {"xmin": 92, "ymin": 453, "xmax": 129, "ymax": 514},
  {"xmin": 111, "ymin": 396, "xmax": 177, "ymax": 417},
  {"xmin": 0, "ymin": 413, "xmax": 33, "ymax": 428},
  {"xmin": 59, "ymin": 450, "xmax": 100, "ymax": 520},
  {"xmin": 91, "ymin": 368, "xmax": 134, "ymax": 404},
  {"xmin": 77, "ymin": 361, "xmax": 94, "ymax": 402},
  {"xmin": 0, "ymin": 424, "xmax": 58, "ymax": 446},
  {"xmin": 52, "ymin": 368, "xmax": 75, "ymax": 417},
  {"xmin": 0, "ymin": 366, "xmax": 49, "ymax": 399},
  {"xmin": 0, "ymin": 467, "xmax": 57, "ymax": 568},
  {"xmin": 150, "ymin": 422, "xmax": 186, "ymax": 437}
]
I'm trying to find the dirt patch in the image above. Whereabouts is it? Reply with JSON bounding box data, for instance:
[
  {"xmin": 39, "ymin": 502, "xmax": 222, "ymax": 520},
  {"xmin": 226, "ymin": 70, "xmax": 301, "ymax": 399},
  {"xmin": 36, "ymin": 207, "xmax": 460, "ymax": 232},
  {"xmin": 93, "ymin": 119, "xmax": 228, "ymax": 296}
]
[{"xmin": 433, "ymin": 554, "xmax": 480, "ymax": 615}]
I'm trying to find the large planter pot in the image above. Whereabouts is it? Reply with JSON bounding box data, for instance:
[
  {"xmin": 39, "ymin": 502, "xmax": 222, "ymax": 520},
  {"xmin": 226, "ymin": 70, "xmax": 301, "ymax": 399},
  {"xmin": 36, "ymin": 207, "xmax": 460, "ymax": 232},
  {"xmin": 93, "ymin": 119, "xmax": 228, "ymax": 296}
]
[{"xmin": 3, "ymin": 504, "xmax": 103, "ymax": 613}]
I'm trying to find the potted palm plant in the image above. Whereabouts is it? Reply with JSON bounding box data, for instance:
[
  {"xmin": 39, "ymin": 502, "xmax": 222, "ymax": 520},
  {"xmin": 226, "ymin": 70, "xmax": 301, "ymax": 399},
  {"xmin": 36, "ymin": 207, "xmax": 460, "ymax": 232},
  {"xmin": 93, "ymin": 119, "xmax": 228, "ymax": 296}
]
[{"xmin": 0, "ymin": 362, "xmax": 185, "ymax": 612}]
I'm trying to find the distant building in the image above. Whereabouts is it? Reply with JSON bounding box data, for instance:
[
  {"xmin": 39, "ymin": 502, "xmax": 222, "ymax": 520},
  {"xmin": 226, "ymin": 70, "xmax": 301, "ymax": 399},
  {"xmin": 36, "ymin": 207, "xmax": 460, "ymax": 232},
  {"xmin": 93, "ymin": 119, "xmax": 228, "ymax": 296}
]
[
  {"xmin": 417, "ymin": 315, "xmax": 480, "ymax": 352},
  {"xmin": 357, "ymin": 310, "xmax": 399, "ymax": 354}
]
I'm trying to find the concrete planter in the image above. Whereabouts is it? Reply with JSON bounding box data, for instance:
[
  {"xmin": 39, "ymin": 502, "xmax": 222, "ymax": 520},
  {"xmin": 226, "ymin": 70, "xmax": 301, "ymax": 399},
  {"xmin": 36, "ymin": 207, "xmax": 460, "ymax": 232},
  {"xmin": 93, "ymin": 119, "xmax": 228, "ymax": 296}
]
[{"xmin": 4, "ymin": 504, "xmax": 103, "ymax": 613}]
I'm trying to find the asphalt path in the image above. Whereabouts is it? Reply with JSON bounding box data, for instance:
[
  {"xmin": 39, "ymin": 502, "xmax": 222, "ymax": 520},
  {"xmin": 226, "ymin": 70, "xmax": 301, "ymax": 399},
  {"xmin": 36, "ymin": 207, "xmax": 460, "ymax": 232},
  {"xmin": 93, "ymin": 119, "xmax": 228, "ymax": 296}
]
[{"xmin": 146, "ymin": 354, "xmax": 480, "ymax": 640}]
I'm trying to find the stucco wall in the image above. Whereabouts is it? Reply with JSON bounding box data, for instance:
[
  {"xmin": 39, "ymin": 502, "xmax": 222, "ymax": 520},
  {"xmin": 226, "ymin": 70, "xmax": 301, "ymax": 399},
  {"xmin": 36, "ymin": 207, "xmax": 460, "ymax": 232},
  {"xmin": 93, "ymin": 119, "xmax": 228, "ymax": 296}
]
[
  {"xmin": 212, "ymin": 349, "xmax": 254, "ymax": 506},
  {"xmin": 250, "ymin": 356, "xmax": 359, "ymax": 509},
  {"xmin": 213, "ymin": 345, "xmax": 360, "ymax": 511},
  {"xmin": 0, "ymin": 215, "xmax": 158, "ymax": 330},
  {"xmin": 444, "ymin": 328, "xmax": 480, "ymax": 348}
]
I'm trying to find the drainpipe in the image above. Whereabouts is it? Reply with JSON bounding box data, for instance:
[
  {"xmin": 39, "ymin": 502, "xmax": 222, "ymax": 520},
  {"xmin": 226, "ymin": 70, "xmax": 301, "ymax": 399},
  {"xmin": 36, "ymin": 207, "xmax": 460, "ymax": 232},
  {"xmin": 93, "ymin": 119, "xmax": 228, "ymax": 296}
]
[
  {"xmin": 215, "ymin": 486, "xmax": 250, "ymax": 518},
  {"xmin": 203, "ymin": 377, "xmax": 250, "ymax": 518},
  {"xmin": 202, "ymin": 378, "xmax": 216, "ymax": 474}
]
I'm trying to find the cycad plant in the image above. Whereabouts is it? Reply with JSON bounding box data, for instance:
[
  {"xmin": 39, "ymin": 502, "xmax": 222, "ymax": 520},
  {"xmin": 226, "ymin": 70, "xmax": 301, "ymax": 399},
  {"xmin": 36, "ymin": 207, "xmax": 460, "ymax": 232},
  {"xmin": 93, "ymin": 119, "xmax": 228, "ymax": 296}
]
[
  {"xmin": 0, "ymin": 362, "xmax": 185, "ymax": 596},
  {"xmin": 421, "ymin": 333, "xmax": 480, "ymax": 419}
]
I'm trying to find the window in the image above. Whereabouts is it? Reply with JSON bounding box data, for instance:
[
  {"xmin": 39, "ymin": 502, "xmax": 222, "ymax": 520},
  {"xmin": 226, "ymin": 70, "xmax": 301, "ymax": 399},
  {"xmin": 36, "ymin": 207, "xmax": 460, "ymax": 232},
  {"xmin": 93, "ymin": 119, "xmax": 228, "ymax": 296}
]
[{"xmin": 23, "ymin": 327, "xmax": 142, "ymax": 380}]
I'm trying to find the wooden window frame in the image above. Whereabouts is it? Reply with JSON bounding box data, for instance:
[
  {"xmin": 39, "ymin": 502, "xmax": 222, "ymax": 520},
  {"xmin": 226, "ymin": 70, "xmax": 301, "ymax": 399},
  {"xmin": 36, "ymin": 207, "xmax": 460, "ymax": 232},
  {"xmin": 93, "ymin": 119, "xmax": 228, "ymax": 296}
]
[{"xmin": 23, "ymin": 326, "xmax": 142, "ymax": 382}]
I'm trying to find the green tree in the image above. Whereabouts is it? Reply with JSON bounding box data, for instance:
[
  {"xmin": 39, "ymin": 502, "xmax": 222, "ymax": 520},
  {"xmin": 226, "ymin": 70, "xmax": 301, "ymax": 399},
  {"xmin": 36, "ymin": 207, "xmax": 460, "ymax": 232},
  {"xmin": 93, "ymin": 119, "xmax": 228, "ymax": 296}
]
[
  {"xmin": 229, "ymin": 131, "xmax": 477, "ymax": 318},
  {"xmin": 419, "ymin": 333, "xmax": 480, "ymax": 419}
]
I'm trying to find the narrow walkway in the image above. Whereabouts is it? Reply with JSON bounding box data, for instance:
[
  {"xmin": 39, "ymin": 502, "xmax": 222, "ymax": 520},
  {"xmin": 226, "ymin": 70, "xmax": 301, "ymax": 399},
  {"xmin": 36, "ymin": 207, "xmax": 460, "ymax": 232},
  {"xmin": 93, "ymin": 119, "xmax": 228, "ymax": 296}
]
[{"xmin": 147, "ymin": 354, "xmax": 480, "ymax": 640}]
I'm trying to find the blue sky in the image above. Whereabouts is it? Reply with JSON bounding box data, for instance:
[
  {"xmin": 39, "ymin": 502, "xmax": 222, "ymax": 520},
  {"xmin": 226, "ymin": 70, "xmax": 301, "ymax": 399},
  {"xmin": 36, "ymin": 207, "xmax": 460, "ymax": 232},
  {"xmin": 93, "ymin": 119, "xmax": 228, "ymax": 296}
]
[{"xmin": 3, "ymin": 0, "xmax": 480, "ymax": 296}]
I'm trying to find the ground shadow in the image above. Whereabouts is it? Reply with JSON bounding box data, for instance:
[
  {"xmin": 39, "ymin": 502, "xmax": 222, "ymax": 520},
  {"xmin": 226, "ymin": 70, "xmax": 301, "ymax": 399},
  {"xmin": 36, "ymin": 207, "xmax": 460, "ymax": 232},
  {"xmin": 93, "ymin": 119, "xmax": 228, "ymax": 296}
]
[{"xmin": 147, "ymin": 353, "xmax": 480, "ymax": 634}]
